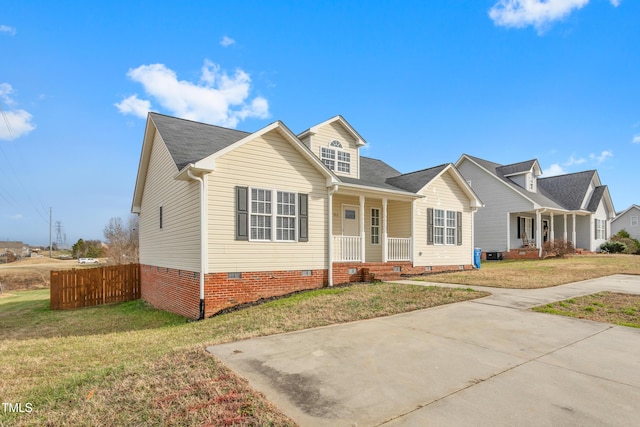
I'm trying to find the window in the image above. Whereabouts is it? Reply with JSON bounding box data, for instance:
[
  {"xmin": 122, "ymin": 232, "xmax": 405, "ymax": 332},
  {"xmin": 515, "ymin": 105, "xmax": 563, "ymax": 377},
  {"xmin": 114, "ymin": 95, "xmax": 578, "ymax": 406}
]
[
  {"xmin": 595, "ymin": 219, "xmax": 606, "ymax": 240},
  {"xmin": 321, "ymin": 142, "xmax": 350, "ymax": 174},
  {"xmin": 446, "ymin": 211, "xmax": 457, "ymax": 245},
  {"xmin": 434, "ymin": 209, "xmax": 445, "ymax": 245},
  {"xmin": 337, "ymin": 151, "xmax": 351, "ymax": 173},
  {"xmin": 276, "ymin": 191, "xmax": 296, "ymax": 241},
  {"xmin": 519, "ymin": 217, "xmax": 533, "ymax": 242},
  {"xmin": 371, "ymin": 208, "xmax": 380, "ymax": 244},
  {"xmin": 239, "ymin": 187, "xmax": 306, "ymax": 242},
  {"xmin": 321, "ymin": 147, "xmax": 335, "ymax": 170},
  {"xmin": 250, "ymin": 188, "xmax": 272, "ymax": 240},
  {"xmin": 428, "ymin": 208, "xmax": 461, "ymax": 246},
  {"xmin": 632, "ymin": 216, "xmax": 639, "ymax": 227}
]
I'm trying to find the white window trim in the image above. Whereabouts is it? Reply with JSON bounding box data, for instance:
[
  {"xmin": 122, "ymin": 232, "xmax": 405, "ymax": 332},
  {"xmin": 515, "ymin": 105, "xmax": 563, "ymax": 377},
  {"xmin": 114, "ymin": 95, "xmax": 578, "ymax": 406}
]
[
  {"xmin": 434, "ymin": 209, "xmax": 456, "ymax": 245},
  {"xmin": 249, "ymin": 187, "xmax": 298, "ymax": 242},
  {"xmin": 445, "ymin": 210, "xmax": 457, "ymax": 245},
  {"xmin": 321, "ymin": 143, "xmax": 350, "ymax": 174},
  {"xmin": 371, "ymin": 208, "xmax": 380, "ymax": 245},
  {"xmin": 631, "ymin": 216, "xmax": 638, "ymax": 227},
  {"xmin": 596, "ymin": 219, "xmax": 606, "ymax": 240}
]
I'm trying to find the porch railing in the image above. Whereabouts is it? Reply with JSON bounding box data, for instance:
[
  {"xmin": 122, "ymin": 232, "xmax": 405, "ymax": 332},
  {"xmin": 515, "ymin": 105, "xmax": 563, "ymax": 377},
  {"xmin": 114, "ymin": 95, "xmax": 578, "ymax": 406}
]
[
  {"xmin": 388, "ymin": 237, "xmax": 412, "ymax": 261},
  {"xmin": 333, "ymin": 235, "xmax": 362, "ymax": 262}
]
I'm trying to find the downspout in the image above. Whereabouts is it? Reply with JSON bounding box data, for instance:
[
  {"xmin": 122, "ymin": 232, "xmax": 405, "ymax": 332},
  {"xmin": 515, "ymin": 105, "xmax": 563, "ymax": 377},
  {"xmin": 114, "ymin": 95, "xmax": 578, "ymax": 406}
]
[
  {"xmin": 188, "ymin": 169, "xmax": 207, "ymax": 320},
  {"xmin": 471, "ymin": 207, "xmax": 478, "ymax": 266},
  {"xmin": 327, "ymin": 184, "xmax": 339, "ymax": 287}
]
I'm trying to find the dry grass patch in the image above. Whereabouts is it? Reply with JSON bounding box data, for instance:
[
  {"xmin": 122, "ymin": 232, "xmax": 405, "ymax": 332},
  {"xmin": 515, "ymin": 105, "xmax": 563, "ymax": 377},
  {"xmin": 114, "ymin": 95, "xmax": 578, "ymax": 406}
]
[
  {"xmin": 532, "ymin": 292, "xmax": 640, "ymax": 328},
  {"xmin": 411, "ymin": 255, "xmax": 640, "ymax": 289},
  {"xmin": 1, "ymin": 283, "xmax": 486, "ymax": 426}
]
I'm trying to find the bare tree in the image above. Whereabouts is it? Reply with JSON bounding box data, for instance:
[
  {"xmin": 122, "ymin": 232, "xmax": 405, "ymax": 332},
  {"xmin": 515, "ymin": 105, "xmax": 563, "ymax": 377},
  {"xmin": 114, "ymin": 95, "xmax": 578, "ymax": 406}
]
[{"xmin": 103, "ymin": 215, "xmax": 139, "ymax": 264}]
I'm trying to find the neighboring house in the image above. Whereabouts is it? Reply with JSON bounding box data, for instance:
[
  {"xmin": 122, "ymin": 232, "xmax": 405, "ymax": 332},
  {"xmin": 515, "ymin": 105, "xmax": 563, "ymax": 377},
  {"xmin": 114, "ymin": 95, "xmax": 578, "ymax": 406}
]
[
  {"xmin": 611, "ymin": 205, "xmax": 640, "ymax": 240},
  {"xmin": 455, "ymin": 154, "xmax": 615, "ymax": 258},
  {"xmin": 132, "ymin": 113, "xmax": 482, "ymax": 319}
]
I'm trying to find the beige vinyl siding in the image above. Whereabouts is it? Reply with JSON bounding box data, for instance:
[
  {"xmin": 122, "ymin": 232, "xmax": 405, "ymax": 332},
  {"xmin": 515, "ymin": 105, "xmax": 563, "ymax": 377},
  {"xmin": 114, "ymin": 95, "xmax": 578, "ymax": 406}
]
[
  {"xmin": 312, "ymin": 121, "xmax": 359, "ymax": 178},
  {"xmin": 413, "ymin": 171, "xmax": 473, "ymax": 266},
  {"xmin": 139, "ymin": 131, "xmax": 200, "ymax": 270},
  {"xmin": 387, "ymin": 200, "xmax": 411, "ymax": 238},
  {"xmin": 207, "ymin": 129, "xmax": 328, "ymax": 273}
]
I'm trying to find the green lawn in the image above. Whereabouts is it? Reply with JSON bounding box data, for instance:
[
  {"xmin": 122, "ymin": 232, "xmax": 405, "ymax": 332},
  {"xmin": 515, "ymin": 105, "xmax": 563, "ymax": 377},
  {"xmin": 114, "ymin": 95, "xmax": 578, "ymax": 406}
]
[{"xmin": 1, "ymin": 284, "xmax": 487, "ymax": 426}]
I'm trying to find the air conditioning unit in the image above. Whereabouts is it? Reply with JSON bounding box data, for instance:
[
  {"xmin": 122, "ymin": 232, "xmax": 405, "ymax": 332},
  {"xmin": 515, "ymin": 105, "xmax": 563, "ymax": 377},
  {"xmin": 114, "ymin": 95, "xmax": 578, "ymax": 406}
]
[{"xmin": 485, "ymin": 251, "xmax": 503, "ymax": 261}]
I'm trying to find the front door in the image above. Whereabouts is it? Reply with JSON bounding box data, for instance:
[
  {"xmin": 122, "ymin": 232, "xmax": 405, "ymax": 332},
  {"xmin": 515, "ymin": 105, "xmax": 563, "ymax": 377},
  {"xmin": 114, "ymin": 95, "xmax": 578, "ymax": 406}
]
[{"xmin": 342, "ymin": 205, "xmax": 359, "ymax": 236}]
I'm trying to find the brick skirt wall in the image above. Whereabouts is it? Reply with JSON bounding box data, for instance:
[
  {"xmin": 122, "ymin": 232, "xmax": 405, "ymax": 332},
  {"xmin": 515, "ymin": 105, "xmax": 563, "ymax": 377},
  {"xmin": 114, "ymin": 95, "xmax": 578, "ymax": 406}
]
[{"xmin": 141, "ymin": 262, "xmax": 474, "ymax": 319}]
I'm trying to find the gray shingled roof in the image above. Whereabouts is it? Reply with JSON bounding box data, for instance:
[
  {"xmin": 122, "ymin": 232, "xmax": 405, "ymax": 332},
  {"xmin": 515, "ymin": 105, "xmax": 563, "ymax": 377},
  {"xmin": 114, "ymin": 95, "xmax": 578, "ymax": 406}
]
[
  {"xmin": 386, "ymin": 164, "xmax": 449, "ymax": 193},
  {"xmin": 463, "ymin": 154, "xmax": 565, "ymax": 210},
  {"xmin": 537, "ymin": 170, "xmax": 597, "ymax": 211},
  {"xmin": 339, "ymin": 156, "xmax": 408, "ymax": 191},
  {"xmin": 496, "ymin": 159, "xmax": 537, "ymax": 177},
  {"xmin": 150, "ymin": 112, "xmax": 250, "ymax": 170},
  {"xmin": 339, "ymin": 157, "xmax": 449, "ymax": 194},
  {"xmin": 586, "ymin": 185, "xmax": 607, "ymax": 213}
]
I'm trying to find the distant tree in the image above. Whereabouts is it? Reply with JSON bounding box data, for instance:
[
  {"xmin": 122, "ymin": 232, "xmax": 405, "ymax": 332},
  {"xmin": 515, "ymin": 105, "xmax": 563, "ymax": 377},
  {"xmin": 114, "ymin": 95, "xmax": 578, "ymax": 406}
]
[
  {"xmin": 72, "ymin": 239, "xmax": 103, "ymax": 258},
  {"xmin": 103, "ymin": 215, "xmax": 139, "ymax": 264}
]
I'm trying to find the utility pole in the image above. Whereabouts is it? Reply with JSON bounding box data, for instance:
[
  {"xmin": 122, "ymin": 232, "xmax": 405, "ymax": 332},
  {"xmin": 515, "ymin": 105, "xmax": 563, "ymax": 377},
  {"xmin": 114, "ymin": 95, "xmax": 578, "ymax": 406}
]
[{"xmin": 49, "ymin": 207, "xmax": 52, "ymax": 258}]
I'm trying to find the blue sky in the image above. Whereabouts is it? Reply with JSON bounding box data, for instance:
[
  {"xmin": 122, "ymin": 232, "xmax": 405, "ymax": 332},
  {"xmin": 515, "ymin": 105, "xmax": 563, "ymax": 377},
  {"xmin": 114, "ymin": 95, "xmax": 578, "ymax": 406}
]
[{"xmin": 1, "ymin": 0, "xmax": 638, "ymax": 246}]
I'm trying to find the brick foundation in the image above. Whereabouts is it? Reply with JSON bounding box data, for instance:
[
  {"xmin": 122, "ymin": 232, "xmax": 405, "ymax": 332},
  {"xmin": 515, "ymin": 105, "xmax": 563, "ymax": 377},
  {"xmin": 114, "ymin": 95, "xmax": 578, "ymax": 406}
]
[
  {"xmin": 504, "ymin": 248, "xmax": 541, "ymax": 260},
  {"xmin": 141, "ymin": 262, "xmax": 474, "ymax": 319}
]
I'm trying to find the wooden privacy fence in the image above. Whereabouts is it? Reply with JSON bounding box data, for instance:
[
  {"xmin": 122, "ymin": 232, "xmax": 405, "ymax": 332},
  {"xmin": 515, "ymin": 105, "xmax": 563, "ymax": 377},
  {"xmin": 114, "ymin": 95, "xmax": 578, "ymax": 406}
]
[{"xmin": 50, "ymin": 263, "xmax": 140, "ymax": 310}]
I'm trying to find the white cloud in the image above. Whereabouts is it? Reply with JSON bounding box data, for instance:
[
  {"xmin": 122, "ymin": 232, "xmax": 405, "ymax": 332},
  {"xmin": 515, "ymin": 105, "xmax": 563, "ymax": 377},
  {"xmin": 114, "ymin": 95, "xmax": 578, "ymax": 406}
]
[
  {"xmin": 117, "ymin": 60, "xmax": 269, "ymax": 128},
  {"xmin": 11, "ymin": 213, "xmax": 23, "ymax": 220},
  {"xmin": 0, "ymin": 83, "xmax": 36, "ymax": 140},
  {"xmin": 489, "ymin": 0, "xmax": 590, "ymax": 33},
  {"xmin": 542, "ymin": 163, "xmax": 566, "ymax": 177},
  {"xmin": 590, "ymin": 150, "xmax": 613, "ymax": 164},
  {"xmin": 0, "ymin": 25, "xmax": 16, "ymax": 36},
  {"xmin": 220, "ymin": 36, "xmax": 235, "ymax": 47},
  {"xmin": 610, "ymin": 0, "xmax": 621, "ymax": 6},
  {"xmin": 633, "ymin": 135, "xmax": 640, "ymax": 144},
  {"xmin": 564, "ymin": 154, "xmax": 586, "ymax": 166},
  {"xmin": 114, "ymin": 95, "xmax": 151, "ymax": 119}
]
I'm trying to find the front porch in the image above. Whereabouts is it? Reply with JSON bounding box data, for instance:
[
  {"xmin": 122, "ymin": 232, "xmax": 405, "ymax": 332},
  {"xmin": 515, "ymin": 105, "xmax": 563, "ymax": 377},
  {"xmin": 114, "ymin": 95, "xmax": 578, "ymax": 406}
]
[
  {"xmin": 333, "ymin": 236, "xmax": 412, "ymax": 262},
  {"xmin": 330, "ymin": 191, "xmax": 415, "ymax": 263}
]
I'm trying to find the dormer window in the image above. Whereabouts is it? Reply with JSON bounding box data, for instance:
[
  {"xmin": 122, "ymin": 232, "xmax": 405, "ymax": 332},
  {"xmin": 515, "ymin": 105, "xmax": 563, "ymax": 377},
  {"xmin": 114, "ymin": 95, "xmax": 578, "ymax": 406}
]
[{"xmin": 321, "ymin": 140, "xmax": 350, "ymax": 174}]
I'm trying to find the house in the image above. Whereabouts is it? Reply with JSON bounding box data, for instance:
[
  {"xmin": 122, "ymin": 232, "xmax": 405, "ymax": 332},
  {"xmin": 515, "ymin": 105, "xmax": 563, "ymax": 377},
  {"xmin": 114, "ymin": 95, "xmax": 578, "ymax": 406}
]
[
  {"xmin": 132, "ymin": 113, "xmax": 482, "ymax": 319},
  {"xmin": 455, "ymin": 154, "xmax": 615, "ymax": 258},
  {"xmin": 611, "ymin": 205, "xmax": 640, "ymax": 240}
]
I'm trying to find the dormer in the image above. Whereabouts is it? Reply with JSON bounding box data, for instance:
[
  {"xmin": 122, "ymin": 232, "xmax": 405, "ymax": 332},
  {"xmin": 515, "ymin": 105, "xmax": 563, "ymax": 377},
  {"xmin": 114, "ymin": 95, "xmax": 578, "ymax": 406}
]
[
  {"xmin": 298, "ymin": 116, "xmax": 366, "ymax": 179},
  {"xmin": 497, "ymin": 159, "xmax": 541, "ymax": 193}
]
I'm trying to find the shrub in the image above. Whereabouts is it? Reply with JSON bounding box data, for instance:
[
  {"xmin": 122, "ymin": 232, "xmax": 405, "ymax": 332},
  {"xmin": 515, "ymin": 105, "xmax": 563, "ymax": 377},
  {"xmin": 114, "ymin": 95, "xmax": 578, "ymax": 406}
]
[
  {"xmin": 543, "ymin": 240, "xmax": 575, "ymax": 258},
  {"xmin": 611, "ymin": 236, "xmax": 640, "ymax": 255},
  {"xmin": 614, "ymin": 229, "xmax": 631, "ymax": 239},
  {"xmin": 600, "ymin": 241, "xmax": 627, "ymax": 254}
]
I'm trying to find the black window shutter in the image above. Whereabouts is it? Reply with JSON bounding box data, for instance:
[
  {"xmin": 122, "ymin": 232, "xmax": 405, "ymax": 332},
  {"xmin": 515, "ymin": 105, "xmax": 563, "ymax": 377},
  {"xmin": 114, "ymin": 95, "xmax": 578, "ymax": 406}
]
[
  {"xmin": 531, "ymin": 220, "xmax": 535, "ymax": 240},
  {"xmin": 427, "ymin": 208, "xmax": 434, "ymax": 245},
  {"xmin": 456, "ymin": 211, "xmax": 462, "ymax": 246},
  {"xmin": 517, "ymin": 216, "xmax": 521, "ymax": 238},
  {"xmin": 236, "ymin": 186, "xmax": 248, "ymax": 240},
  {"xmin": 298, "ymin": 193, "xmax": 308, "ymax": 242}
]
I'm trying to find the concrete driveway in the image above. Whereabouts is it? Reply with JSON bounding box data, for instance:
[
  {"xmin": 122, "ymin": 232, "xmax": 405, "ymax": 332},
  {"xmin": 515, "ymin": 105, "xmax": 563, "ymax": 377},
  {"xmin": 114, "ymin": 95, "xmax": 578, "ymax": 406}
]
[{"xmin": 207, "ymin": 275, "xmax": 640, "ymax": 426}]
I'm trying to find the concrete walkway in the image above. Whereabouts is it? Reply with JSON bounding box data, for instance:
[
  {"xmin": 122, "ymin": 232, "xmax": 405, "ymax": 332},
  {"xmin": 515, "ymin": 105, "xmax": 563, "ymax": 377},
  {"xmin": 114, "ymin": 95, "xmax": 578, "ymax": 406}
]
[{"xmin": 207, "ymin": 275, "xmax": 640, "ymax": 426}]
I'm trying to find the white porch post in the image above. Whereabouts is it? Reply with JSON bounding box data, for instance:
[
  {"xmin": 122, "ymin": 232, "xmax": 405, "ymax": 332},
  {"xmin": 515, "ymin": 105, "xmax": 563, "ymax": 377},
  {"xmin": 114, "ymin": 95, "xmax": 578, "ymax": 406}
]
[
  {"xmin": 328, "ymin": 186, "xmax": 335, "ymax": 287},
  {"xmin": 360, "ymin": 195, "xmax": 365, "ymax": 263},
  {"xmin": 572, "ymin": 213, "xmax": 577, "ymax": 247},
  {"xmin": 536, "ymin": 210, "xmax": 543, "ymax": 257},
  {"xmin": 382, "ymin": 198, "xmax": 388, "ymax": 263},
  {"xmin": 550, "ymin": 213, "xmax": 555, "ymax": 242},
  {"xmin": 563, "ymin": 214, "xmax": 568, "ymax": 241},
  {"xmin": 506, "ymin": 212, "xmax": 511, "ymax": 251}
]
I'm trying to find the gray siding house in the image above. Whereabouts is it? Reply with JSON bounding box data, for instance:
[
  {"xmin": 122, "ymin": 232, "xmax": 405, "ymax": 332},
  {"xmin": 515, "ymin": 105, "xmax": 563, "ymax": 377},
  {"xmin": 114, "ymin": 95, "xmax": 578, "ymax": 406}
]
[
  {"xmin": 611, "ymin": 205, "xmax": 640, "ymax": 241},
  {"xmin": 456, "ymin": 154, "xmax": 615, "ymax": 257}
]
